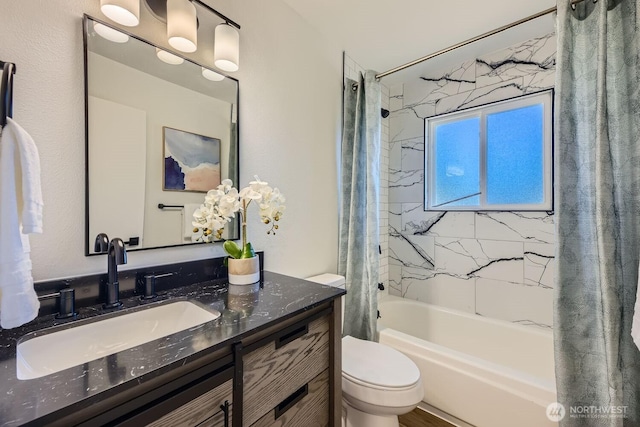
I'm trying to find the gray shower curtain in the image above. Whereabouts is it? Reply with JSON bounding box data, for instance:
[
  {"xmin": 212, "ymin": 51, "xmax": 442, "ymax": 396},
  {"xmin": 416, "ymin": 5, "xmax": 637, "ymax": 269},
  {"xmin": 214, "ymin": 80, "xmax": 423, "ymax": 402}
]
[
  {"xmin": 555, "ymin": 1, "xmax": 640, "ymax": 425},
  {"xmin": 339, "ymin": 70, "xmax": 381, "ymax": 341}
]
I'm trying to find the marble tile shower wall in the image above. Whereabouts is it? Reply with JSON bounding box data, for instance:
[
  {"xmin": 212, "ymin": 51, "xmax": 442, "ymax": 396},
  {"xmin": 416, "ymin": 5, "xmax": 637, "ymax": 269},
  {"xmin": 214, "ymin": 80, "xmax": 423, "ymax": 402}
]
[
  {"xmin": 344, "ymin": 54, "xmax": 390, "ymax": 288},
  {"xmin": 388, "ymin": 33, "xmax": 556, "ymax": 329}
]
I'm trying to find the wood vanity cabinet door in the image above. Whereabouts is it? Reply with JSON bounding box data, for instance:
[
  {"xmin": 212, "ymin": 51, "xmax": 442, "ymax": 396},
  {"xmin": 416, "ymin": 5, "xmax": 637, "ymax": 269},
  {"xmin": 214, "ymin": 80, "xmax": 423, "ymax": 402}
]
[
  {"xmin": 250, "ymin": 369, "xmax": 329, "ymax": 427},
  {"xmin": 146, "ymin": 378, "xmax": 232, "ymax": 427},
  {"xmin": 242, "ymin": 315, "xmax": 330, "ymax": 426}
]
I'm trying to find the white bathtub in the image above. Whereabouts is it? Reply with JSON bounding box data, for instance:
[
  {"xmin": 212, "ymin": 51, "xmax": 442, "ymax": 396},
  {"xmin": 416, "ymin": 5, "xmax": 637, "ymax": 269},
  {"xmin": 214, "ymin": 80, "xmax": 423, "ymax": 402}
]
[{"xmin": 377, "ymin": 295, "xmax": 557, "ymax": 427}]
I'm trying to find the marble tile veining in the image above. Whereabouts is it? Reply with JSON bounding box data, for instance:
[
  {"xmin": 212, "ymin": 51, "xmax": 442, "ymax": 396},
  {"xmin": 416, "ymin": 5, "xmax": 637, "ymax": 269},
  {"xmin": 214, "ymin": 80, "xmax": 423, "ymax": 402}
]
[
  {"xmin": 475, "ymin": 33, "xmax": 556, "ymax": 88},
  {"xmin": 435, "ymin": 238, "xmax": 524, "ymax": 283},
  {"xmin": 402, "ymin": 271, "xmax": 476, "ymax": 313},
  {"xmin": 389, "ymin": 107, "xmax": 424, "ymax": 143},
  {"xmin": 524, "ymin": 242, "xmax": 555, "ymax": 289},
  {"xmin": 400, "ymin": 138, "xmax": 424, "ymax": 171},
  {"xmin": 389, "ymin": 167, "xmax": 423, "ymax": 203},
  {"xmin": 475, "ymin": 212, "xmax": 555, "ymax": 244},
  {"xmin": 387, "ymin": 32, "xmax": 557, "ymax": 329},
  {"xmin": 389, "ymin": 226, "xmax": 435, "ymax": 270},
  {"xmin": 403, "ymin": 206, "xmax": 475, "ymax": 239},
  {"xmin": 408, "ymin": 60, "xmax": 477, "ymax": 106},
  {"xmin": 389, "ymin": 262, "xmax": 403, "ymax": 297},
  {"xmin": 434, "ymin": 76, "xmax": 526, "ymax": 115},
  {"xmin": 389, "ymin": 203, "xmax": 403, "ymax": 230},
  {"xmin": 476, "ymin": 278, "xmax": 553, "ymax": 329}
]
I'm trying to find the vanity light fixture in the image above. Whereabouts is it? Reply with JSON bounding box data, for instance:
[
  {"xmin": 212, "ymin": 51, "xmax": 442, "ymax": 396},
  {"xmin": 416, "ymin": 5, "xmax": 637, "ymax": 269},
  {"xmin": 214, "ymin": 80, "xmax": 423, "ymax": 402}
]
[
  {"xmin": 213, "ymin": 23, "xmax": 239, "ymax": 72},
  {"xmin": 101, "ymin": 0, "xmax": 241, "ymax": 69},
  {"xmin": 100, "ymin": 0, "xmax": 140, "ymax": 27},
  {"xmin": 94, "ymin": 22, "xmax": 130, "ymax": 43},
  {"xmin": 167, "ymin": 0, "xmax": 198, "ymax": 53},
  {"xmin": 156, "ymin": 48, "xmax": 184, "ymax": 65},
  {"xmin": 201, "ymin": 67, "xmax": 224, "ymax": 81}
]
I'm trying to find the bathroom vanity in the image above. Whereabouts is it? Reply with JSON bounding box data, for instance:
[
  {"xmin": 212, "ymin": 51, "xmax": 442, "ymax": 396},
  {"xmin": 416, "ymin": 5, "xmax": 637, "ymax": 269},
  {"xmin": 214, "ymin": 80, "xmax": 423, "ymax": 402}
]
[{"xmin": 0, "ymin": 263, "xmax": 344, "ymax": 427}]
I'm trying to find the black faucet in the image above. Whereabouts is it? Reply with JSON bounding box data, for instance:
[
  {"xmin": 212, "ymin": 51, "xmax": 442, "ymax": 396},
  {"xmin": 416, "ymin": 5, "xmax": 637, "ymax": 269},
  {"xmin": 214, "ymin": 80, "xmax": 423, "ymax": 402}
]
[
  {"xmin": 95, "ymin": 233, "xmax": 127, "ymax": 308},
  {"xmin": 94, "ymin": 233, "xmax": 109, "ymax": 253},
  {"xmin": 104, "ymin": 237, "xmax": 127, "ymax": 309}
]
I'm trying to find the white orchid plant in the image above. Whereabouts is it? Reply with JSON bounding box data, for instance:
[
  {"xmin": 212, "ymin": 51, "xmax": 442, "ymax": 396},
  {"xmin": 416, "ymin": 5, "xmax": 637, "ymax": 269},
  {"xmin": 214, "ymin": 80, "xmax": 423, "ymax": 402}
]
[{"xmin": 192, "ymin": 177, "xmax": 286, "ymax": 259}]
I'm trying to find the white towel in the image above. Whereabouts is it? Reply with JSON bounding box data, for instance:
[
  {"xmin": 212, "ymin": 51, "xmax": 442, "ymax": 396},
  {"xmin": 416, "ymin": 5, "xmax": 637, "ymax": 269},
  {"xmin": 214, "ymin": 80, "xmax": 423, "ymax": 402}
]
[
  {"xmin": 183, "ymin": 203, "xmax": 201, "ymax": 240},
  {"xmin": 0, "ymin": 118, "xmax": 42, "ymax": 329},
  {"xmin": 632, "ymin": 262, "xmax": 640, "ymax": 351}
]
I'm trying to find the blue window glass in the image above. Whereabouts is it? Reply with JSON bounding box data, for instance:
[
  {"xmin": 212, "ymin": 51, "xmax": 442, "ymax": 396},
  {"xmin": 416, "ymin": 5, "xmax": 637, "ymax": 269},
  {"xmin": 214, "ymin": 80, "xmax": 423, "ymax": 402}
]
[
  {"xmin": 425, "ymin": 90, "xmax": 552, "ymax": 211},
  {"xmin": 486, "ymin": 104, "xmax": 544, "ymax": 205},
  {"xmin": 433, "ymin": 117, "xmax": 480, "ymax": 207}
]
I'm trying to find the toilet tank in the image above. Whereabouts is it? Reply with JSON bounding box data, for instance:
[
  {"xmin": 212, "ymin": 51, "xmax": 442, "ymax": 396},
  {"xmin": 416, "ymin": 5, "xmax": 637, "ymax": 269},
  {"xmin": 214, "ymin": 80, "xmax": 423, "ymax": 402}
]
[
  {"xmin": 306, "ymin": 273, "xmax": 345, "ymax": 333},
  {"xmin": 306, "ymin": 273, "xmax": 345, "ymax": 289}
]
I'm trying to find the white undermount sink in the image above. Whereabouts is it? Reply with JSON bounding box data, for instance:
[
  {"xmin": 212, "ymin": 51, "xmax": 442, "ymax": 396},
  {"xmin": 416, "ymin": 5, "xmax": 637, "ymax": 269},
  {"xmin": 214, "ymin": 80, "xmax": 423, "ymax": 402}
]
[{"xmin": 16, "ymin": 300, "xmax": 220, "ymax": 380}]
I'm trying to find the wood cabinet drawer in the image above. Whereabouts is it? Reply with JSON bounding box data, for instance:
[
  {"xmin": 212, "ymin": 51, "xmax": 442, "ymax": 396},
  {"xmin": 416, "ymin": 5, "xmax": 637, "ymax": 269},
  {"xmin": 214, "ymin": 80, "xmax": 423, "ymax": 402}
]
[
  {"xmin": 250, "ymin": 369, "xmax": 329, "ymax": 427},
  {"xmin": 243, "ymin": 316, "xmax": 330, "ymax": 426},
  {"xmin": 147, "ymin": 379, "xmax": 232, "ymax": 427}
]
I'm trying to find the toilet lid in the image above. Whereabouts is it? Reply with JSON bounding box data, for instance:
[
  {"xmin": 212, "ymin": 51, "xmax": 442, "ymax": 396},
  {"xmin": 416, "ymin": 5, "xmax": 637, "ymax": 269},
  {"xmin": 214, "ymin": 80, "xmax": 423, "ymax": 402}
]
[{"xmin": 342, "ymin": 335, "xmax": 421, "ymax": 389}]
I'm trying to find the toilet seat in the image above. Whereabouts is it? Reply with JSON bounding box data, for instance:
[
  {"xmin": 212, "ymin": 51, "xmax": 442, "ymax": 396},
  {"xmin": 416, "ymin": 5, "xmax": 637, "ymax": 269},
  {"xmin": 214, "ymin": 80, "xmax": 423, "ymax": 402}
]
[
  {"xmin": 342, "ymin": 335, "xmax": 421, "ymax": 388},
  {"xmin": 341, "ymin": 336, "xmax": 424, "ymax": 408},
  {"xmin": 342, "ymin": 371, "xmax": 419, "ymax": 391},
  {"xmin": 342, "ymin": 372, "xmax": 424, "ymax": 409}
]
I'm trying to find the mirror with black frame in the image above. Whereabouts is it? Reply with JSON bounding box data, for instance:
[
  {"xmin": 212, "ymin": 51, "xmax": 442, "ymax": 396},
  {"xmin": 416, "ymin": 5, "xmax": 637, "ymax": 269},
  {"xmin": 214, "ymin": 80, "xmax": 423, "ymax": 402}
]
[{"xmin": 83, "ymin": 16, "xmax": 239, "ymax": 255}]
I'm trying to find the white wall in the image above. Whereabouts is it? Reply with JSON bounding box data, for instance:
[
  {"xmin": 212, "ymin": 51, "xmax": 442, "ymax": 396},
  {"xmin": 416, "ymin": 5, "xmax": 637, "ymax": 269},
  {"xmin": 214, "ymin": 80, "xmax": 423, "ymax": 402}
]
[{"xmin": 0, "ymin": 0, "xmax": 342, "ymax": 281}]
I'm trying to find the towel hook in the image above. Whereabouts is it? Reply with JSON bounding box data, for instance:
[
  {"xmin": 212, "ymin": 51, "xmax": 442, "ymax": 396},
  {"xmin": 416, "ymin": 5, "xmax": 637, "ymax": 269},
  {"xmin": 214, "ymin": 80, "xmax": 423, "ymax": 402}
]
[{"xmin": 1, "ymin": 61, "xmax": 17, "ymax": 128}]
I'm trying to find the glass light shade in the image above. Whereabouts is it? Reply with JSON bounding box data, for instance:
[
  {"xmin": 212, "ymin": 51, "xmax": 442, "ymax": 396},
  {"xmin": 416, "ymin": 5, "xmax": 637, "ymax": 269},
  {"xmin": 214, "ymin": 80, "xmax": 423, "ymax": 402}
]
[
  {"xmin": 167, "ymin": 0, "xmax": 197, "ymax": 53},
  {"xmin": 201, "ymin": 67, "xmax": 225, "ymax": 81},
  {"xmin": 156, "ymin": 48, "xmax": 184, "ymax": 65},
  {"xmin": 100, "ymin": 0, "xmax": 140, "ymax": 27},
  {"xmin": 214, "ymin": 23, "xmax": 239, "ymax": 72},
  {"xmin": 93, "ymin": 22, "xmax": 130, "ymax": 43}
]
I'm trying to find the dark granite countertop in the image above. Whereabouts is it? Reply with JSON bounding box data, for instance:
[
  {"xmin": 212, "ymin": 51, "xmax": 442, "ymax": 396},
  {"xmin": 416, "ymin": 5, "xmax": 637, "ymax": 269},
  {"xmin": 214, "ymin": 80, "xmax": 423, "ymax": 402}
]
[{"xmin": 0, "ymin": 271, "xmax": 344, "ymax": 426}]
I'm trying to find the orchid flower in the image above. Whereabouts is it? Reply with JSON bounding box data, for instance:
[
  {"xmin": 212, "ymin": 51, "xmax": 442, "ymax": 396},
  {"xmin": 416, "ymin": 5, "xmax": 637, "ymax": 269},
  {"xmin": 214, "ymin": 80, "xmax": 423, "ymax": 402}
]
[{"xmin": 192, "ymin": 177, "xmax": 286, "ymax": 258}]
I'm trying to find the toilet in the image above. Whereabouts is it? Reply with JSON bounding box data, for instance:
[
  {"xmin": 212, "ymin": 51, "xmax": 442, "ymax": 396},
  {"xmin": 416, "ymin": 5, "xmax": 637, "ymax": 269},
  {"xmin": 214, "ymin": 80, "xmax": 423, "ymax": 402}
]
[{"xmin": 306, "ymin": 274, "xmax": 424, "ymax": 427}]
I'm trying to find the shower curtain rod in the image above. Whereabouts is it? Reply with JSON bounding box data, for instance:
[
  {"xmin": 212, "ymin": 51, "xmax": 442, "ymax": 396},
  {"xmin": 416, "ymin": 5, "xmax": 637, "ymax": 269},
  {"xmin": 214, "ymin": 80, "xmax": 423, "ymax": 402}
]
[{"xmin": 375, "ymin": 0, "xmax": 587, "ymax": 80}]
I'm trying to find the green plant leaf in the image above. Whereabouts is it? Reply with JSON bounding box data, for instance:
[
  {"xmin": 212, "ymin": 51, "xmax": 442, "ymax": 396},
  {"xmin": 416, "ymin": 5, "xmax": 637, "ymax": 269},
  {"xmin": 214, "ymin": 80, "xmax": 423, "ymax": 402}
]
[
  {"xmin": 223, "ymin": 240, "xmax": 242, "ymax": 259},
  {"xmin": 241, "ymin": 242, "xmax": 256, "ymax": 259}
]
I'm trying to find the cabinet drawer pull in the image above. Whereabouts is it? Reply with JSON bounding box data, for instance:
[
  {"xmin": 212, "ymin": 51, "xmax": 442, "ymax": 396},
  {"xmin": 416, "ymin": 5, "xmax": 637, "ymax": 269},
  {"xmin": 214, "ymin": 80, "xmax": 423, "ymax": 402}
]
[
  {"xmin": 194, "ymin": 400, "xmax": 230, "ymax": 427},
  {"xmin": 274, "ymin": 384, "xmax": 308, "ymax": 420},
  {"xmin": 220, "ymin": 400, "xmax": 230, "ymax": 427},
  {"xmin": 275, "ymin": 324, "xmax": 309, "ymax": 349}
]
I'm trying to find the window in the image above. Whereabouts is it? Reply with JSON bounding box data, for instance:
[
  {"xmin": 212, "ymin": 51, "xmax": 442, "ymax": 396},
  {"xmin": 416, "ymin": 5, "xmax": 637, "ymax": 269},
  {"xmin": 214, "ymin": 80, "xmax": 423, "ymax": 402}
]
[{"xmin": 424, "ymin": 90, "xmax": 553, "ymax": 211}]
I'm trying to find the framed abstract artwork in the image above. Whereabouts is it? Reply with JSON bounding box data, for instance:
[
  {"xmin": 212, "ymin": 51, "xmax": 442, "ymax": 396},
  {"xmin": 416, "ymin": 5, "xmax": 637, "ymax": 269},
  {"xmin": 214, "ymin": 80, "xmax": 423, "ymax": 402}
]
[{"xmin": 163, "ymin": 127, "xmax": 221, "ymax": 192}]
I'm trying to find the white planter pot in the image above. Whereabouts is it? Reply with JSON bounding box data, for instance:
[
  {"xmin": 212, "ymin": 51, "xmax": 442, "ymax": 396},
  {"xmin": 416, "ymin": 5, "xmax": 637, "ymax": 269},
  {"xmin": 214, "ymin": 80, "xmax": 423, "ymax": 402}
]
[{"xmin": 227, "ymin": 256, "xmax": 260, "ymax": 285}]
